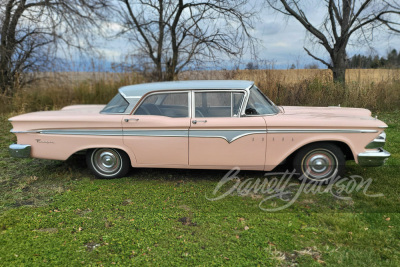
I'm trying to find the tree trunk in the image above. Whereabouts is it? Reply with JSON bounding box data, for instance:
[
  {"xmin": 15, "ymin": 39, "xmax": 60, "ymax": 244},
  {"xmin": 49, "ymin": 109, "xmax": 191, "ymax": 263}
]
[
  {"xmin": 331, "ymin": 48, "xmax": 347, "ymax": 84},
  {"xmin": 331, "ymin": 65, "xmax": 346, "ymax": 84},
  {"xmin": 0, "ymin": 0, "xmax": 24, "ymax": 95},
  {"xmin": 156, "ymin": 64, "xmax": 163, "ymax": 81},
  {"xmin": 0, "ymin": 71, "xmax": 8, "ymax": 95},
  {"xmin": 0, "ymin": 60, "xmax": 13, "ymax": 95},
  {"xmin": 165, "ymin": 62, "xmax": 175, "ymax": 81}
]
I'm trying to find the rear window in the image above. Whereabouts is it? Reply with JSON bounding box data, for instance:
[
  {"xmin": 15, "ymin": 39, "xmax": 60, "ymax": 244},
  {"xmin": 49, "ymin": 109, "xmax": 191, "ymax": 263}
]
[{"xmin": 101, "ymin": 93, "xmax": 129, "ymax": 114}]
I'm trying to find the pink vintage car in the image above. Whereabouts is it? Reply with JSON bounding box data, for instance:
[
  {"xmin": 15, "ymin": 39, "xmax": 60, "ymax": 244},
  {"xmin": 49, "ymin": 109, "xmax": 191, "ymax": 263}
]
[{"xmin": 9, "ymin": 80, "xmax": 390, "ymax": 183}]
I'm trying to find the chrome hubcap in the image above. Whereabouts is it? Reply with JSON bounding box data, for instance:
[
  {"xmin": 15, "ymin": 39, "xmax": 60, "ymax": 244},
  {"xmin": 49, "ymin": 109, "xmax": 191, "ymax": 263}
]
[
  {"xmin": 101, "ymin": 152, "xmax": 116, "ymax": 169},
  {"xmin": 309, "ymin": 155, "xmax": 329, "ymax": 173},
  {"xmin": 302, "ymin": 149, "xmax": 338, "ymax": 180},
  {"xmin": 92, "ymin": 149, "xmax": 122, "ymax": 175}
]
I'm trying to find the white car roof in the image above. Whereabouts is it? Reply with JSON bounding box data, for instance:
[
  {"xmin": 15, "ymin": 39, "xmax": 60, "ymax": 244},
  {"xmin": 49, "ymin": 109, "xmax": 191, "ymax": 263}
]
[{"xmin": 119, "ymin": 80, "xmax": 254, "ymax": 98}]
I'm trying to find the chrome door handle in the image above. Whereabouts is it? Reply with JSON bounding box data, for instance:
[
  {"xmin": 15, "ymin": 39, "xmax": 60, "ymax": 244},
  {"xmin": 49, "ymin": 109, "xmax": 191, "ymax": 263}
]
[
  {"xmin": 124, "ymin": 118, "xmax": 139, "ymax": 122},
  {"xmin": 192, "ymin": 120, "xmax": 207, "ymax": 124}
]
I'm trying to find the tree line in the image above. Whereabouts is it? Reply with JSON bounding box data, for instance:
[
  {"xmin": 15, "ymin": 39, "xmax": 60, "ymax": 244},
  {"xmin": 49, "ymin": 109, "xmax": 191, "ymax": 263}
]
[{"xmin": 348, "ymin": 49, "xmax": 400, "ymax": 69}]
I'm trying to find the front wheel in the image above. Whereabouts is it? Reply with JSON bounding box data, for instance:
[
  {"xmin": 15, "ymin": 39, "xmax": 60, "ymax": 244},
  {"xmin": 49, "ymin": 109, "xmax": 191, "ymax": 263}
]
[
  {"xmin": 86, "ymin": 148, "xmax": 131, "ymax": 179},
  {"xmin": 293, "ymin": 143, "xmax": 345, "ymax": 184}
]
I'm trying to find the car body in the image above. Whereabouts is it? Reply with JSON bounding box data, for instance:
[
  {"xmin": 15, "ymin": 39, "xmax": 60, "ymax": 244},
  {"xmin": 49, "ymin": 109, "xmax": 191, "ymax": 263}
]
[{"xmin": 9, "ymin": 80, "xmax": 390, "ymax": 182}]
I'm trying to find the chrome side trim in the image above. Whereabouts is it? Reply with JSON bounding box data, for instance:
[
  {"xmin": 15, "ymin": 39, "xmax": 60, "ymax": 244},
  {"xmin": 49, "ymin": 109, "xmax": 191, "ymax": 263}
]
[
  {"xmin": 9, "ymin": 144, "xmax": 31, "ymax": 158},
  {"xmin": 267, "ymin": 129, "xmax": 378, "ymax": 134},
  {"xmin": 10, "ymin": 129, "xmax": 41, "ymax": 134},
  {"xmin": 40, "ymin": 129, "xmax": 123, "ymax": 136},
  {"xmin": 12, "ymin": 128, "xmax": 268, "ymax": 143},
  {"xmin": 189, "ymin": 130, "xmax": 267, "ymax": 143},
  {"xmin": 12, "ymin": 128, "xmax": 378, "ymax": 135},
  {"xmin": 358, "ymin": 148, "xmax": 391, "ymax": 167},
  {"xmin": 124, "ymin": 130, "xmax": 188, "ymax": 137}
]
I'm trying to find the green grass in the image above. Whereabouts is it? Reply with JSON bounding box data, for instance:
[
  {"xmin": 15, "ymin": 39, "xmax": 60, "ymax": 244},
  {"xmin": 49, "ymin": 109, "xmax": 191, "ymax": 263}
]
[{"xmin": 0, "ymin": 112, "xmax": 399, "ymax": 266}]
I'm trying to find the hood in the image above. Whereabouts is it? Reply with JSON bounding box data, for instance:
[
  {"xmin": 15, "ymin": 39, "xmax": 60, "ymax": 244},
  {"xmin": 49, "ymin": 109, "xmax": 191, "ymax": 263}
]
[
  {"xmin": 268, "ymin": 106, "xmax": 387, "ymax": 129},
  {"xmin": 281, "ymin": 106, "xmax": 372, "ymax": 118}
]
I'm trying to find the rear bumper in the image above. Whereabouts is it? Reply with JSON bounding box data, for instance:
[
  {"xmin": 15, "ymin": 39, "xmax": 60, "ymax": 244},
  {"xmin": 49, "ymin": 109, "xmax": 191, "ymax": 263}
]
[
  {"xmin": 9, "ymin": 144, "xmax": 31, "ymax": 158},
  {"xmin": 358, "ymin": 148, "xmax": 391, "ymax": 167}
]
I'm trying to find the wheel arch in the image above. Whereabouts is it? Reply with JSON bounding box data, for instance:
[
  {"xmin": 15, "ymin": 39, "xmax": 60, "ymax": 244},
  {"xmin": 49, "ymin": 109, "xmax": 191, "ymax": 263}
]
[
  {"xmin": 284, "ymin": 140, "xmax": 354, "ymax": 165},
  {"xmin": 69, "ymin": 145, "xmax": 137, "ymax": 167}
]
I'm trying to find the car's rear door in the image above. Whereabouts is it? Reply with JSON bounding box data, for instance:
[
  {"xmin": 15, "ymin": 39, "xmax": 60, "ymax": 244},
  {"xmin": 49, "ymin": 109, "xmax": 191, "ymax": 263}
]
[{"xmin": 122, "ymin": 91, "xmax": 190, "ymax": 166}]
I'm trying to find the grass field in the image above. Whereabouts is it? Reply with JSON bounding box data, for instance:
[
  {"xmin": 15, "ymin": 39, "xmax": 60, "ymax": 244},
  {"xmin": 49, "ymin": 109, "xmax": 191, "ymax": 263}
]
[{"xmin": 0, "ymin": 109, "xmax": 399, "ymax": 265}]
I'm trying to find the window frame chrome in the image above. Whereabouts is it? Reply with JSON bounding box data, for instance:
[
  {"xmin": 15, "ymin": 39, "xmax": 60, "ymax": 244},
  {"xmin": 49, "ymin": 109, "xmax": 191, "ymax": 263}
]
[{"xmin": 191, "ymin": 89, "xmax": 247, "ymax": 118}]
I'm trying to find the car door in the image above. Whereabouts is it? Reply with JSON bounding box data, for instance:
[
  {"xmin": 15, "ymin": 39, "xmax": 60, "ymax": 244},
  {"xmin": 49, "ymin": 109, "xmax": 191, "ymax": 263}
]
[
  {"xmin": 189, "ymin": 91, "xmax": 267, "ymax": 170},
  {"xmin": 122, "ymin": 91, "xmax": 190, "ymax": 166}
]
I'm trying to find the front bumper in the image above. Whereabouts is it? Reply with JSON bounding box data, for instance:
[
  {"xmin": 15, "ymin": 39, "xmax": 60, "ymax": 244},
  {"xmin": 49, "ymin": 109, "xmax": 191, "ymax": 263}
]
[
  {"xmin": 358, "ymin": 148, "xmax": 391, "ymax": 167},
  {"xmin": 9, "ymin": 144, "xmax": 31, "ymax": 158}
]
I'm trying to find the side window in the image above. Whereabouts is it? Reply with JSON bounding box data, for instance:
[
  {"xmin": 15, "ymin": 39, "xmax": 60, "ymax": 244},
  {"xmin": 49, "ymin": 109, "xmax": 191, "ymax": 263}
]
[
  {"xmin": 134, "ymin": 92, "xmax": 189, "ymax": 118},
  {"xmin": 194, "ymin": 92, "xmax": 244, "ymax": 117},
  {"xmin": 245, "ymin": 87, "xmax": 278, "ymax": 115}
]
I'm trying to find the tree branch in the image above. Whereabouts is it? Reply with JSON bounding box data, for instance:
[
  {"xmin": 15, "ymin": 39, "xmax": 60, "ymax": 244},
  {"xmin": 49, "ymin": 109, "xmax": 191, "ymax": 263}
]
[{"xmin": 304, "ymin": 47, "xmax": 331, "ymax": 68}]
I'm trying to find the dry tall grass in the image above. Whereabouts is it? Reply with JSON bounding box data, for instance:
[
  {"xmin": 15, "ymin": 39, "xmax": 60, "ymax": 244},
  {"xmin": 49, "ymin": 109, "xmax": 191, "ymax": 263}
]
[
  {"xmin": 180, "ymin": 69, "xmax": 400, "ymax": 84},
  {"xmin": 1, "ymin": 69, "xmax": 399, "ymax": 114},
  {"xmin": 232, "ymin": 69, "xmax": 400, "ymax": 111},
  {"xmin": 1, "ymin": 72, "xmax": 145, "ymax": 114}
]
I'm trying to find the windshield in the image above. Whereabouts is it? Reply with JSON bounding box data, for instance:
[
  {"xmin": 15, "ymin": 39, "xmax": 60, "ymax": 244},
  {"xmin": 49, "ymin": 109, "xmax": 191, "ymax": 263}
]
[
  {"xmin": 245, "ymin": 86, "xmax": 279, "ymax": 115},
  {"xmin": 101, "ymin": 93, "xmax": 129, "ymax": 114}
]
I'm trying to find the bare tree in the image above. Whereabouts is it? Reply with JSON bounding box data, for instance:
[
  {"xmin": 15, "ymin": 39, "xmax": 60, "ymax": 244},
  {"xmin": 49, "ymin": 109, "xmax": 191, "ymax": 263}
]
[
  {"xmin": 113, "ymin": 0, "xmax": 256, "ymax": 81},
  {"xmin": 265, "ymin": 0, "xmax": 400, "ymax": 83},
  {"xmin": 377, "ymin": 1, "xmax": 400, "ymax": 33},
  {"xmin": 0, "ymin": 0, "xmax": 109, "ymax": 95}
]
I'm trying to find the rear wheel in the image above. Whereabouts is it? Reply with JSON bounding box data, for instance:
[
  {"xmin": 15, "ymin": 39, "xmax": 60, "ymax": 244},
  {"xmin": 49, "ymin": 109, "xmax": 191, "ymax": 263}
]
[
  {"xmin": 86, "ymin": 148, "xmax": 130, "ymax": 179},
  {"xmin": 293, "ymin": 143, "xmax": 345, "ymax": 184}
]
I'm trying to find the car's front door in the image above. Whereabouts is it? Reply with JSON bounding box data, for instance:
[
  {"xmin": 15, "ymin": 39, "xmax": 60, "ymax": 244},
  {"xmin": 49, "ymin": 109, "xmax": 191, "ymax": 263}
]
[
  {"xmin": 122, "ymin": 91, "xmax": 190, "ymax": 166},
  {"xmin": 189, "ymin": 91, "xmax": 267, "ymax": 170}
]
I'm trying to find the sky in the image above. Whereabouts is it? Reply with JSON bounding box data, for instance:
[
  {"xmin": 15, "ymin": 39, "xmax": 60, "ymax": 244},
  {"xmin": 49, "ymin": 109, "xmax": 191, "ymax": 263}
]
[
  {"xmin": 73, "ymin": 1, "xmax": 400, "ymax": 71},
  {"xmin": 252, "ymin": 3, "xmax": 400, "ymax": 69}
]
